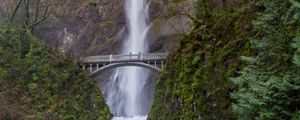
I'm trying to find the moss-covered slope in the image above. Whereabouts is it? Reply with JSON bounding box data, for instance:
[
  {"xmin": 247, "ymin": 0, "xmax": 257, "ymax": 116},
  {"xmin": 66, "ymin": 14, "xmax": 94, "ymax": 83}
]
[
  {"xmin": 148, "ymin": 0, "xmax": 254, "ymax": 119},
  {"xmin": 0, "ymin": 20, "xmax": 111, "ymax": 119}
]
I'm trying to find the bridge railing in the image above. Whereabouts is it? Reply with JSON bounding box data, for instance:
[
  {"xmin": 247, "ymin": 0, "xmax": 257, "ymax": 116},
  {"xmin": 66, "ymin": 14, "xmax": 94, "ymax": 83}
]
[
  {"xmin": 141, "ymin": 53, "xmax": 168, "ymax": 60},
  {"xmin": 81, "ymin": 53, "xmax": 168, "ymax": 63}
]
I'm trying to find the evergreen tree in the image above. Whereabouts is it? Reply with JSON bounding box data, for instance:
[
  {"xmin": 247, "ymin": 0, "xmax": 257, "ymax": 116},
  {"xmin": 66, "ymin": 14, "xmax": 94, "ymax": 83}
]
[
  {"xmin": 292, "ymin": 36, "xmax": 300, "ymax": 65},
  {"xmin": 231, "ymin": 0, "xmax": 300, "ymax": 119}
]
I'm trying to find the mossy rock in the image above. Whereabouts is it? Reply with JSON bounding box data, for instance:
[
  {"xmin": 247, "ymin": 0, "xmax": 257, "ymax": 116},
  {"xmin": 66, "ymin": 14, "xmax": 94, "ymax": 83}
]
[{"xmin": 148, "ymin": 1, "xmax": 254, "ymax": 119}]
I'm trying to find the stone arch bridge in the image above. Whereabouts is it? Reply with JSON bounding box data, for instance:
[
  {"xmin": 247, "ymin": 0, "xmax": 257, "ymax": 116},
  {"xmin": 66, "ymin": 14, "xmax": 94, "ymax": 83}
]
[{"xmin": 81, "ymin": 53, "xmax": 168, "ymax": 77}]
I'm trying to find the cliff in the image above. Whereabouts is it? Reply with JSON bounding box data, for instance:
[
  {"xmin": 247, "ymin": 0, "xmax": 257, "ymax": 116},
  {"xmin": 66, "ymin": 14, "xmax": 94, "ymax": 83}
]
[
  {"xmin": 148, "ymin": 0, "xmax": 252, "ymax": 119},
  {"xmin": 0, "ymin": 19, "xmax": 111, "ymax": 119},
  {"xmin": 2, "ymin": 0, "xmax": 300, "ymax": 119},
  {"xmin": 0, "ymin": 0, "xmax": 193, "ymax": 119},
  {"xmin": 0, "ymin": 0, "xmax": 192, "ymax": 56}
]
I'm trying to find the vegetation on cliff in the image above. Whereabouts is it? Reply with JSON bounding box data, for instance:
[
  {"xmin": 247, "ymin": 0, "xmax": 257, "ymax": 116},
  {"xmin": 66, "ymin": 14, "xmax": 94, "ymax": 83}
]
[
  {"xmin": 149, "ymin": 0, "xmax": 253, "ymax": 119},
  {"xmin": 149, "ymin": 0, "xmax": 300, "ymax": 119},
  {"xmin": 0, "ymin": 18, "xmax": 111, "ymax": 119},
  {"xmin": 231, "ymin": 0, "xmax": 300, "ymax": 119}
]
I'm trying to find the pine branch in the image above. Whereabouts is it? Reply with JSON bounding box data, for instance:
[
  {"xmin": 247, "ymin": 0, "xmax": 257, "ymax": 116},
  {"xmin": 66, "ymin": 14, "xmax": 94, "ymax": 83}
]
[{"xmin": 290, "ymin": 0, "xmax": 300, "ymax": 8}]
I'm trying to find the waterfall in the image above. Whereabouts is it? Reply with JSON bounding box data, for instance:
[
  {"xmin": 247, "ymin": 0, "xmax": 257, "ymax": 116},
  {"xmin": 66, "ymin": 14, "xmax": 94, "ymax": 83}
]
[{"xmin": 101, "ymin": 0, "xmax": 151, "ymax": 119}]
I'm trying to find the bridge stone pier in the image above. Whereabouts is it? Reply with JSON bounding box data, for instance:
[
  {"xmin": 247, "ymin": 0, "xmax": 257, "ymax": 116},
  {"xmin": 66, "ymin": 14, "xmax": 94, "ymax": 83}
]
[{"xmin": 81, "ymin": 53, "xmax": 168, "ymax": 77}]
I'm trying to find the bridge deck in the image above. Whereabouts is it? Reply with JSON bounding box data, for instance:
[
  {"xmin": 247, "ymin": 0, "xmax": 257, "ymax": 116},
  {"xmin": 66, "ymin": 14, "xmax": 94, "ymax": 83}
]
[{"xmin": 81, "ymin": 53, "xmax": 168, "ymax": 63}]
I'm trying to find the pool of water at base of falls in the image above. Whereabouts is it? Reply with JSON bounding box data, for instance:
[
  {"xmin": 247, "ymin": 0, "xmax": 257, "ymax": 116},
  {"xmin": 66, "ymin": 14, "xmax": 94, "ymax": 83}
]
[{"xmin": 112, "ymin": 116, "xmax": 147, "ymax": 120}]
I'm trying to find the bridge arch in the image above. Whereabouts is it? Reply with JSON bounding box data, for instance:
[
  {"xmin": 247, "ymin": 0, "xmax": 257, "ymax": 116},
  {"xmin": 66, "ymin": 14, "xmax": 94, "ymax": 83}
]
[{"xmin": 89, "ymin": 62, "xmax": 161, "ymax": 77}]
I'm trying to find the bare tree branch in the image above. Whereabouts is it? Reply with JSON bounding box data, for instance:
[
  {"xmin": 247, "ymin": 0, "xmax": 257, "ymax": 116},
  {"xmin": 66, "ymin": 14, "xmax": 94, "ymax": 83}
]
[
  {"xmin": 177, "ymin": 13, "xmax": 202, "ymax": 24},
  {"xmin": 23, "ymin": 0, "xmax": 30, "ymax": 29},
  {"xmin": 30, "ymin": 4, "xmax": 50, "ymax": 28},
  {"xmin": 34, "ymin": 0, "xmax": 41, "ymax": 22},
  {"xmin": 10, "ymin": 0, "xmax": 23, "ymax": 22}
]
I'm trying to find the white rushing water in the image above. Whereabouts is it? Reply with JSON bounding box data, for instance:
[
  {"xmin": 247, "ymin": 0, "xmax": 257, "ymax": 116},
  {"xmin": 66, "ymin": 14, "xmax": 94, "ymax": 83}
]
[
  {"xmin": 112, "ymin": 116, "xmax": 148, "ymax": 120},
  {"xmin": 101, "ymin": 0, "xmax": 151, "ymax": 119}
]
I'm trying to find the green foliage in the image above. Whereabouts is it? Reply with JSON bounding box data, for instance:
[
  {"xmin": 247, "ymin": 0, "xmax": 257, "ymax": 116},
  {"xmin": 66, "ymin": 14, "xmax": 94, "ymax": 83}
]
[
  {"xmin": 290, "ymin": 0, "xmax": 300, "ymax": 8},
  {"xmin": 150, "ymin": 0, "xmax": 300, "ymax": 119},
  {"xmin": 149, "ymin": 0, "xmax": 253, "ymax": 119},
  {"xmin": 231, "ymin": 0, "xmax": 300, "ymax": 119},
  {"xmin": 0, "ymin": 21, "xmax": 111, "ymax": 119},
  {"xmin": 292, "ymin": 36, "xmax": 300, "ymax": 65}
]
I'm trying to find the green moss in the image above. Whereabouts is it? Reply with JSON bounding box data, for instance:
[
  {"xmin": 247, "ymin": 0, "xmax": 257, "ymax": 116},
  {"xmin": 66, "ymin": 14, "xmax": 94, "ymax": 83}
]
[
  {"xmin": 0, "ymin": 20, "xmax": 111, "ymax": 119},
  {"xmin": 148, "ymin": 1, "xmax": 255, "ymax": 119},
  {"xmin": 99, "ymin": 21, "xmax": 114, "ymax": 28},
  {"xmin": 87, "ymin": 0, "xmax": 98, "ymax": 5}
]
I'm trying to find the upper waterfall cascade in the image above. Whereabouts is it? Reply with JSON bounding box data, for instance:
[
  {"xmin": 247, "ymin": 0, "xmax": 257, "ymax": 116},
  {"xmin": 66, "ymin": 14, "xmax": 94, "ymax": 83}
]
[{"xmin": 100, "ymin": 0, "xmax": 153, "ymax": 119}]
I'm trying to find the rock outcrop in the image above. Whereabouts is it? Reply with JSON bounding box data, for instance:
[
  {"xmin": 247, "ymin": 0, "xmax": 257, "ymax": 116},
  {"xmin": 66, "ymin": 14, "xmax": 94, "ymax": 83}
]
[{"xmin": 0, "ymin": 0, "xmax": 192, "ymax": 56}]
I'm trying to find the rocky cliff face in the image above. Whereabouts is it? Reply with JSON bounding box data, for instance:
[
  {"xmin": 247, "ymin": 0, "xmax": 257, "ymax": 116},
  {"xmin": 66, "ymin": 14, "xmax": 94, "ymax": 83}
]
[
  {"xmin": 147, "ymin": 0, "xmax": 192, "ymax": 52},
  {"xmin": 0, "ymin": 0, "xmax": 192, "ymax": 56},
  {"xmin": 36, "ymin": 0, "xmax": 126, "ymax": 56}
]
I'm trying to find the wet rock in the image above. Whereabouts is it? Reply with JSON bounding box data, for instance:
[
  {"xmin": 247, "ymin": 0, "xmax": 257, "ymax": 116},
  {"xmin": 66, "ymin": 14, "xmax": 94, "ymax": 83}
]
[{"xmin": 0, "ymin": 0, "xmax": 192, "ymax": 56}]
